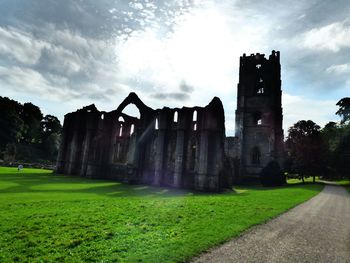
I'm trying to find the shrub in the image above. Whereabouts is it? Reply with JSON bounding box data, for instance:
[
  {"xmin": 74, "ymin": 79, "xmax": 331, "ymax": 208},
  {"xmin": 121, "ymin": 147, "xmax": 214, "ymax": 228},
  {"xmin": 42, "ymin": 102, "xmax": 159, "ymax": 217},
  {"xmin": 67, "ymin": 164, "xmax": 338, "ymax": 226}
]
[{"xmin": 260, "ymin": 161, "xmax": 286, "ymax": 186}]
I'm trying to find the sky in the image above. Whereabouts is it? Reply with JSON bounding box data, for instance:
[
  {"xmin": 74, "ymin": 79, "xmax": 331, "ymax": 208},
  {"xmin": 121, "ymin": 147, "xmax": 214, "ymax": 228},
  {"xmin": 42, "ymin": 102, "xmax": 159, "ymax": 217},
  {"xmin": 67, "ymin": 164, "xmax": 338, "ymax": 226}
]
[{"xmin": 0, "ymin": 0, "xmax": 349, "ymax": 136}]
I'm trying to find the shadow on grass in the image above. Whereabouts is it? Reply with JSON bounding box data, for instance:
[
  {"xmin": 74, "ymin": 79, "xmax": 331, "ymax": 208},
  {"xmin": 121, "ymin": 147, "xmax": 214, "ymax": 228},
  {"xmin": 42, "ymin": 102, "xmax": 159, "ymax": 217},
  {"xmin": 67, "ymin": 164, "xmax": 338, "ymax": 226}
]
[{"xmin": 0, "ymin": 169, "xmax": 323, "ymax": 199}]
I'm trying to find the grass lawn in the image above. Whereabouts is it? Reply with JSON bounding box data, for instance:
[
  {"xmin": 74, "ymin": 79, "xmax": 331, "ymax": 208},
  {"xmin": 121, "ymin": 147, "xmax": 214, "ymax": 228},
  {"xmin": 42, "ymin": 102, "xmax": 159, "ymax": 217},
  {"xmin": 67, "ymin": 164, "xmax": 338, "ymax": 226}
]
[
  {"xmin": 287, "ymin": 176, "xmax": 320, "ymax": 184},
  {"xmin": 0, "ymin": 167, "xmax": 323, "ymax": 262}
]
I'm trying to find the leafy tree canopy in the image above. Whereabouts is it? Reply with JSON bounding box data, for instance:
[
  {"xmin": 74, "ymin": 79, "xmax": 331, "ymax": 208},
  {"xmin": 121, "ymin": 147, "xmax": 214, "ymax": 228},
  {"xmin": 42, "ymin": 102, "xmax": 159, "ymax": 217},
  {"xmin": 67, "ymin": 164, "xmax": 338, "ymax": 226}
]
[{"xmin": 336, "ymin": 97, "xmax": 350, "ymax": 124}]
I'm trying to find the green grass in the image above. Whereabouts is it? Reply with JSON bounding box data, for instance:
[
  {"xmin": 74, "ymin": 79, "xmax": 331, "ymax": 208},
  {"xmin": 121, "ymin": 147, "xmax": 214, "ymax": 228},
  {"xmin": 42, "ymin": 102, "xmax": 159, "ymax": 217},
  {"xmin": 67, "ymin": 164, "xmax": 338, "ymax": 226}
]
[
  {"xmin": 287, "ymin": 176, "xmax": 320, "ymax": 184},
  {"xmin": 0, "ymin": 167, "xmax": 323, "ymax": 262}
]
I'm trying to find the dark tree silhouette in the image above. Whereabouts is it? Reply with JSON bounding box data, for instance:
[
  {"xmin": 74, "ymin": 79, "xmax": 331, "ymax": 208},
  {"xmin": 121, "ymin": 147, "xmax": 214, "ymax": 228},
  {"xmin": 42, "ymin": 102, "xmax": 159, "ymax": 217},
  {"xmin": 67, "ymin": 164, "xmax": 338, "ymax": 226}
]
[
  {"xmin": 20, "ymin": 102, "xmax": 43, "ymax": 144},
  {"xmin": 0, "ymin": 96, "xmax": 62, "ymax": 163},
  {"xmin": 40, "ymin": 115, "xmax": 62, "ymax": 159},
  {"xmin": 285, "ymin": 120, "xmax": 324, "ymax": 183},
  {"xmin": 336, "ymin": 97, "xmax": 350, "ymax": 124}
]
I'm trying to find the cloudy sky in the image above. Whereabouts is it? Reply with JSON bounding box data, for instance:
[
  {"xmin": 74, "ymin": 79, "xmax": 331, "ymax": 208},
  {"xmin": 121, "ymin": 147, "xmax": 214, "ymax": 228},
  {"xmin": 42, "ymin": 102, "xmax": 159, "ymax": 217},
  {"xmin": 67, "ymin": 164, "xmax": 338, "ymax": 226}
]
[{"xmin": 1, "ymin": 0, "xmax": 349, "ymax": 135}]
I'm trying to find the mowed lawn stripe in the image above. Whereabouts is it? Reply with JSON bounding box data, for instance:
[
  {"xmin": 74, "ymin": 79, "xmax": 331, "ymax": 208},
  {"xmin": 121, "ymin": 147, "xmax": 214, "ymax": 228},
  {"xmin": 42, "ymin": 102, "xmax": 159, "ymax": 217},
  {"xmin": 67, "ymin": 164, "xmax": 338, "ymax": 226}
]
[{"xmin": 0, "ymin": 167, "xmax": 323, "ymax": 262}]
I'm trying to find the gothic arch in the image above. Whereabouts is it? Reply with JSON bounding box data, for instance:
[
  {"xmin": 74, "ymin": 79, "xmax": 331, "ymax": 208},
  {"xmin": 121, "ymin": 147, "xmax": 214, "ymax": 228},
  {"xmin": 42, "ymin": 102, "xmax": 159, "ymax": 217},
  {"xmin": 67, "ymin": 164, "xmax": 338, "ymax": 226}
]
[{"xmin": 112, "ymin": 92, "xmax": 153, "ymax": 119}]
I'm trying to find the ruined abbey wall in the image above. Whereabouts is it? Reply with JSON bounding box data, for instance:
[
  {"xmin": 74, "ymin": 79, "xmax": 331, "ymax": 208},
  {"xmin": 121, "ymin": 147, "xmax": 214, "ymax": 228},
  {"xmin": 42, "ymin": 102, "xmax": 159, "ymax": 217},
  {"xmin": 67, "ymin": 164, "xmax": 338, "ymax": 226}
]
[{"xmin": 56, "ymin": 93, "xmax": 230, "ymax": 191}]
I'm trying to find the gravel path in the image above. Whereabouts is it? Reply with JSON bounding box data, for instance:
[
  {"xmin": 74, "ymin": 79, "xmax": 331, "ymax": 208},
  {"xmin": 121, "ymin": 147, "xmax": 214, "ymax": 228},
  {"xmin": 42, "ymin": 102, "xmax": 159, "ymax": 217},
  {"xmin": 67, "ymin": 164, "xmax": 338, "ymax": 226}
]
[{"xmin": 192, "ymin": 184, "xmax": 350, "ymax": 263}]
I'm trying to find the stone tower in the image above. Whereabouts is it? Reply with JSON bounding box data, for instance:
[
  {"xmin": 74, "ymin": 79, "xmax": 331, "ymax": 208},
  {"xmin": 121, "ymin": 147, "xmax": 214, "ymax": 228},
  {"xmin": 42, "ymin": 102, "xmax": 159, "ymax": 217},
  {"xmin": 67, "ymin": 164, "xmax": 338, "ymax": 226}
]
[{"xmin": 235, "ymin": 51, "xmax": 284, "ymax": 178}]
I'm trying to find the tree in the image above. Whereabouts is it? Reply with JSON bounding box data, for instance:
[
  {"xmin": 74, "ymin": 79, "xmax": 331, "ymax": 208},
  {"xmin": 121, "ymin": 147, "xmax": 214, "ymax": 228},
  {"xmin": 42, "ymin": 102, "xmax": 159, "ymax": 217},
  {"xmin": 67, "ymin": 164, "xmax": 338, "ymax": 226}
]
[
  {"xmin": 0, "ymin": 97, "xmax": 24, "ymax": 151},
  {"xmin": 0, "ymin": 97, "xmax": 62, "ymax": 163},
  {"xmin": 41, "ymin": 115, "xmax": 62, "ymax": 136},
  {"xmin": 285, "ymin": 120, "xmax": 324, "ymax": 183},
  {"xmin": 334, "ymin": 132, "xmax": 350, "ymax": 179},
  {"xmin": 336, "ymin": 97, "xmax": 350, "ymax": 124},
  {"xmin": 40, "ymin": 115, "xmax": 62, "ymax": 160}
]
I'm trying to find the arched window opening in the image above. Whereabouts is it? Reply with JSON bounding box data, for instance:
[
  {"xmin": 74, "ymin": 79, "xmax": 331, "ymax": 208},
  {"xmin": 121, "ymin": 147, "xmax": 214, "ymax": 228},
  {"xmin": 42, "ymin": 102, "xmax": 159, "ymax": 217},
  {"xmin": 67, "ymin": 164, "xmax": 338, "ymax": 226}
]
[
  {"xmin": 119, "ymin": 124, "xmax": 123, "ymax": 137},
  {"xmin": 121, "ymin": 104, "xmax": 141, "ymax": 119},
  {"xmin": 130, "ymin": 124, "xmax": 135, "ymax": 135},
  {"xmin": 155, "ymin": 118, "xmax": 159, "ymax": 130},
  {"xmin": 256, "ymin": 77, "xmax": 264, "ymax": 94},
  {"xmin": 252, "ymin": 147, "xmax": 260, "ymax": 165},
  {"xmin": 101, "ymin": 114, "xmax": 104, "ymax": 120},
  {"xmin": 173, "ymin": 111, "xmax": 178, "ymax": 123},
  {"xmin": 254, "ymin": 112, "xmax": 262, "ymax": 126},
  {"xmin": 257, "ymin": 87, "xmax": 264, "ymax": 94},
  {"xmin": 118, "ymin": 116, "xmax": 125, "ymax": 122},
  {"xmin": 193, "ymin": 123, "xmax": 197, "ymax": 131},
  {"xmin": 192, "ymin": 110, "xmax": 197, "ymax": 121}
]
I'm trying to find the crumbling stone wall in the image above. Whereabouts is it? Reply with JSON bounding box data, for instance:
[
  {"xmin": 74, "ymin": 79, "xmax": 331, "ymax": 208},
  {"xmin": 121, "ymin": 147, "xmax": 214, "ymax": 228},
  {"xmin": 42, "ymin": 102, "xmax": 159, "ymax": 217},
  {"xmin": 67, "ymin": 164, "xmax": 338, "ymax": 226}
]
[{"xmin": 56, "ymin": 93, "xmax": 229, "ymax": 192}]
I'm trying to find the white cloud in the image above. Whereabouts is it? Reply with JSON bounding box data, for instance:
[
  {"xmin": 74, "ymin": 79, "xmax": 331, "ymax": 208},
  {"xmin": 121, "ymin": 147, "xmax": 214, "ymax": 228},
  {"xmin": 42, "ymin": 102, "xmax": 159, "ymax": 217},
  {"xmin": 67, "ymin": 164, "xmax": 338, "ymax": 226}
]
[
  {"xmin": 0, "ymin": 26, "xmax": 47, "ymax": 65},
  {"xmin": 115, "ymin": 1, "xmax": 272, "ymax": 124},
  {"xmin": 0, "ymin": 0, "xmax": 348, "ymax": 134},
  {"xmin": 326, "ymin": 63, "xmax": 350, "ymax": 75},
  {"xmin": 297, "ymin": 21, "xmax": 350, "ymax": 52},
  {"xmin": 0, "ymin": 65, "xmax": 76, "ymax": 100}
]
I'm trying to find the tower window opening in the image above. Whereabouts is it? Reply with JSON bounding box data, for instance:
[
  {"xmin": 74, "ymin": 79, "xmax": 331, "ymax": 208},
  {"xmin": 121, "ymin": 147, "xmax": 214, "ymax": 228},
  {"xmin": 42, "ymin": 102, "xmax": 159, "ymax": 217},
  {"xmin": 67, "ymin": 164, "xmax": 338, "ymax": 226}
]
[
  {"xmin": 130, "ymin": 124, "xmax": 134, "ymax": 135},
  {"xmin": 257, "ymin": 87, "xmax": 264, "ymax": 94},
  {"xmin": 155, "ymin": 118, "xmax": 159, "ymax": 130},
  {"xmin": 192, "ymin": 110, "xmax": 197, "ymax": 121},
  {"xmin": 193, "ymin": 123, "xmax": 197, "ymax": 131},
  {"xmin": 118, "ymin": 116, "xmax": 125, "ymax": 122},
  {"xmin": 256, "ymin": 64, "xmax": 261, "ymax": 69},
  {"xmin": 119, "ymin": 124, "xmax": 123, "ymax": 137},
  {"xmin": 256, "ymin": 77, "xmax": 264, "ymax": 94},
  {"xmin": 254, "ymin": 112, "xmax": 262, "ymax": 126},
  {"xmin": 251, "ymin": 147, "xmax": 261, "ymax": 165},
  {"xmin": 101, "ymin": 114, "xmax": 104, "ymax": 120},
  {"xmin": 173, "ymin": 111, "xmax": 178, "ymax": 123}
]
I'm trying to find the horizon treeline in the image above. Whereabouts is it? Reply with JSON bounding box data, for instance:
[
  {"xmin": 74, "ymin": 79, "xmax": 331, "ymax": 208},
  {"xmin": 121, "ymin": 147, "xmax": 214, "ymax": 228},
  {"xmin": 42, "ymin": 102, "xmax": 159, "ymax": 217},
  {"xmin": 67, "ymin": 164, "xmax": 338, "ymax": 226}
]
[{"xmin": 0, "ymin": 96, "xmax": 62, "ymax": 164}]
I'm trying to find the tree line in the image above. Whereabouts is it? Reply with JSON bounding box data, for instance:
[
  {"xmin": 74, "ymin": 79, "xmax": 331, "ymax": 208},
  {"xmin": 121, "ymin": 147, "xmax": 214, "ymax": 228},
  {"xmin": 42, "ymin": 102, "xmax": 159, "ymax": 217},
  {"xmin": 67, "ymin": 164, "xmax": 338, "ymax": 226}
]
[
  {"xmin": 285, "ymin": 97, "xmax": 350, "ymax": 181},
  {"xmin": 0, "ymin": 96, "xmax": 62, "ymax": 164}
]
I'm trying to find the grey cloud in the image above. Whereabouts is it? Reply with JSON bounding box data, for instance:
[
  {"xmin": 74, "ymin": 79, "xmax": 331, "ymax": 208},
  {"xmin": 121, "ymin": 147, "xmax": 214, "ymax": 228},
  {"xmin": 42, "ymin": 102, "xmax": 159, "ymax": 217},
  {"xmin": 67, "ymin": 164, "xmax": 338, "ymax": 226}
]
[
  {"xmin": 180, "ymin": 81, "xmax": 194, "ymax": 93},
  {"xmin": 38, "ymin": 46, "xmax": 82, "ymax": 76},
  {"xmin": 151, "ymin": 92, "xmax": 190, "ymax": 101},
  {"xmin": 0, "ymin": 0, "xmax": 198, "ymax": 41},
  {"xmin": 0, "ymin": 26, "xmax": 45, "ymax": 65}
]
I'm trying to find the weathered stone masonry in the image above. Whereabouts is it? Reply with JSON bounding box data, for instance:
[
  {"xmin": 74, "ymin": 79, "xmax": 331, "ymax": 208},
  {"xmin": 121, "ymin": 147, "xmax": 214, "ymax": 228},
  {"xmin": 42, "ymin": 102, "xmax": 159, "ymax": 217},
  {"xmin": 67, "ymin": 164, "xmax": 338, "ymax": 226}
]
[
  {"xmin": 56, "ymin": 93, "xmax": 229, "ymax": 191},
  {"xmin": 57, "ymin": 50, "xmax": 284, "ymax": 191},
  {"xmin": 226, "ymin": 51, "xmax": 284, "ymax": 180}
]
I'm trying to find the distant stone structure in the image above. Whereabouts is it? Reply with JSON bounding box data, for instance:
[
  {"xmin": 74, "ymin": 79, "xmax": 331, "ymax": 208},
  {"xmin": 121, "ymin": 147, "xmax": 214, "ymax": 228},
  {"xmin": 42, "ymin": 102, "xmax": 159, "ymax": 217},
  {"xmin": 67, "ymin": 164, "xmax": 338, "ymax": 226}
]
[
  {"xmin": 225, "ymin": 51, "xmax": 284, "ymax": 181},
  {"xmin": 56, "ymin": 51, "xmax": 284, "ymax": 191}
]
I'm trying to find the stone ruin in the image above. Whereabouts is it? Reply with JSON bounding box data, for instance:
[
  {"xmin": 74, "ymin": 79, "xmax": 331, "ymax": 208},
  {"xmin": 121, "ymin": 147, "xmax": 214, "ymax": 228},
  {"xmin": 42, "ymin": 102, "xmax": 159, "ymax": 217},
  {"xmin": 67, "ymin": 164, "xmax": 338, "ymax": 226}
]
[
  {"xmin": 226, "ymin": 50, "xmax": 284, "ymax": 180},
  {"xmin": 56, "ymin": 93, "xmax": 229, "ymax": 191},
  {"xmin": 56, "ymin": 51, "xmax": 284, "ymax": 191}
]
